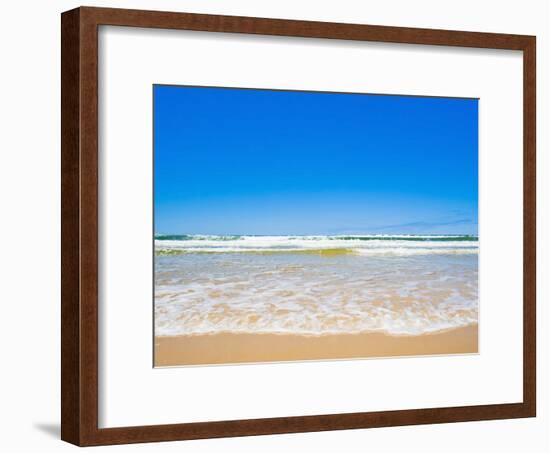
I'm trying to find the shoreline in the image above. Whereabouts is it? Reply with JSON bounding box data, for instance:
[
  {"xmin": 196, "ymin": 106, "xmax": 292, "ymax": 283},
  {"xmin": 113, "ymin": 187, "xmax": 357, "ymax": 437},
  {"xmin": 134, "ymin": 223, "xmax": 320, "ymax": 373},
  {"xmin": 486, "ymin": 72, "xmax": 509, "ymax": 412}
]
[{"xmin": 154, "ymin": 324, "xmax": 478, "ymax": 367}]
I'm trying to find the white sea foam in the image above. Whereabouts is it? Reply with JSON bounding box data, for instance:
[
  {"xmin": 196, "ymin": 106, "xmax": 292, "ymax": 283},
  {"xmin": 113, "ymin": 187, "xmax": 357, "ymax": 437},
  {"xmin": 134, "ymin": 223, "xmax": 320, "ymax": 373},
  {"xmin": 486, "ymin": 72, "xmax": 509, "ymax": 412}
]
[
  {"xmin": 155, "ymin": 234, "xmax": 478, "ymax": 256},
  {"xmin": 154, "ymin": 237, "xmax": 478, "ymax": 337}
]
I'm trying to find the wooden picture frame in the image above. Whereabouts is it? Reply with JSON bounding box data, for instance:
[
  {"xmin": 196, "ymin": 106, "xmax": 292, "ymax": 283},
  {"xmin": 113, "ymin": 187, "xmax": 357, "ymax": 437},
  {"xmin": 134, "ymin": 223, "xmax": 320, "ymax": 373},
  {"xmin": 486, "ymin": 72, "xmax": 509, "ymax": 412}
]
[{"xmin": 61, "ymin": 6, "xmax": 536, "ymax": 446}]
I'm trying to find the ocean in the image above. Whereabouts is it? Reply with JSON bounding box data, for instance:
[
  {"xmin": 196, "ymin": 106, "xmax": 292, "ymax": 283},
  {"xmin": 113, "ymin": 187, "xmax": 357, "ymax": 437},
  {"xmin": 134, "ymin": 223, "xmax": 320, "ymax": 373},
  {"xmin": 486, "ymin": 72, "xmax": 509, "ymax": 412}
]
[{"xmin": 154, "ymin": 234, "xmax": 478, "ymax": 337}]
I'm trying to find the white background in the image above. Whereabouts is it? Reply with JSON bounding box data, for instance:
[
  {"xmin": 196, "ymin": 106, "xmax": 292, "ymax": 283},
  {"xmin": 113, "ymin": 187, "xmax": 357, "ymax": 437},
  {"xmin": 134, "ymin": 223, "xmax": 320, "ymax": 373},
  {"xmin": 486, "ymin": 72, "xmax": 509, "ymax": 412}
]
[
  {"xmin": 0, "ymin": 0, "xmax": 547, "ymax": 451},
  {"xmin": 99, "ymin": 26, "xmax": 523, "ymax": 428}
]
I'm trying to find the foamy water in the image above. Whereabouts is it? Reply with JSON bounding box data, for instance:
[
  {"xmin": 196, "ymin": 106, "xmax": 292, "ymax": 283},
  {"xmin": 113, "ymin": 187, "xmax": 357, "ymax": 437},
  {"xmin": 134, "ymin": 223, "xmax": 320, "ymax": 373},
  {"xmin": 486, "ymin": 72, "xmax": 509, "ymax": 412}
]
[{"xmin": 154, "ymin": 235, "xmax": 478, "ymax": 336}]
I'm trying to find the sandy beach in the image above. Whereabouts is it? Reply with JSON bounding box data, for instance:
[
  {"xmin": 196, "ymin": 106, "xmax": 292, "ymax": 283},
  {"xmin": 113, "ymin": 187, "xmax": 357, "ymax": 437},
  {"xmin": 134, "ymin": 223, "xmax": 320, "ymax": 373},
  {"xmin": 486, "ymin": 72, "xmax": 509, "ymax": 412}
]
[
  {"xmin": 155, "ymin": 324, "xmax": 478, "ymax": 366},
  {"xmin": 154, "ymin": 235, "xmax": 478, "ymax": 367}
]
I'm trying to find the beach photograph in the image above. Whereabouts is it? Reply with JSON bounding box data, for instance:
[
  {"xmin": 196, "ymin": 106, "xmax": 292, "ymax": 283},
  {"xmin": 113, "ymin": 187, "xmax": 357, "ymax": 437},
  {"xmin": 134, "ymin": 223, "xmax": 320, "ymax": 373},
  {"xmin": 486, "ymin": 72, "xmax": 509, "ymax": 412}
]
[{"xmin": 153, "ymin": 85, "xmax": 479, "ymax": 366}]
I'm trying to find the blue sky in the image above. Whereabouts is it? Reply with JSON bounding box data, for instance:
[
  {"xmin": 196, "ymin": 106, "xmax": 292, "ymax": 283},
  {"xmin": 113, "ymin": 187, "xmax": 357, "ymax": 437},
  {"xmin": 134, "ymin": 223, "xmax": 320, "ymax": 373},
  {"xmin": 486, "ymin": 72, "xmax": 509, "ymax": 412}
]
[{"xmin": 154, "ymin": 85, "xmax": 478, "ymax": 235}]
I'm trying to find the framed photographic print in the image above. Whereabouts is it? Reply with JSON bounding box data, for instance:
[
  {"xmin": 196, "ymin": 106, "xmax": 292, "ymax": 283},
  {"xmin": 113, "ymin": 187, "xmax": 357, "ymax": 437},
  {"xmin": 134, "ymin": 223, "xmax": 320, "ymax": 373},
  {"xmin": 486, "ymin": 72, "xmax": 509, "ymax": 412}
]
[
  {"xmin": 152, "ymin": 85, "xmax": 481, "ymax": 366},
  {"xmin": 61, "ymin": 6, "xmax": 536, "ymax": 446}
]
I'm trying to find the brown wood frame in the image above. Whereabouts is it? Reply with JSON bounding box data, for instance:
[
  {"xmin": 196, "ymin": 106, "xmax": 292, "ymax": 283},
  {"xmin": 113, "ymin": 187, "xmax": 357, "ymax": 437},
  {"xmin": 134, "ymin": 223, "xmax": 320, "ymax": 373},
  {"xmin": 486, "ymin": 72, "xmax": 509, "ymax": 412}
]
[{"xmin": 61, "ymin": 6, "xmax": 536, "ymax": 446}]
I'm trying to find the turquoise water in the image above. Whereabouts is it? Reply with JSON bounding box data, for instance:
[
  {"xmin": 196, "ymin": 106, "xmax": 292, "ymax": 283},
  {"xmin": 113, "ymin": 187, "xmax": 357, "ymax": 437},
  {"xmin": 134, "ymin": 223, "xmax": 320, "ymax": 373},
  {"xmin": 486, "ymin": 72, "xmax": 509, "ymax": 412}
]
[{"xmin": 154, "ymin": 235, "xmax": 478, "ymax": 337}]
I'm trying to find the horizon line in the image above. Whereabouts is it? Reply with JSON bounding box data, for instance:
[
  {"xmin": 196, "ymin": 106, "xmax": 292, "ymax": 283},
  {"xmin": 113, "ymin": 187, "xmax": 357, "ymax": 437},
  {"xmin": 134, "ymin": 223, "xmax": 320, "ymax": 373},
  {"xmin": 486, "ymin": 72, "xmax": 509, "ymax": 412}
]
[{"xmin": 154, "ymin": 232, "xmax": 479, "ymax": 236}]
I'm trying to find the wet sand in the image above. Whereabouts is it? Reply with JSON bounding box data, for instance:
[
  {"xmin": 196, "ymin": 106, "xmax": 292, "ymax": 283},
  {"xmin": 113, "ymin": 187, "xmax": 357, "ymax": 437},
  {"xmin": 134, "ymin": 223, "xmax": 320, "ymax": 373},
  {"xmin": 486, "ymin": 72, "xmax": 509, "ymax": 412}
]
[{"xmin": 154, "ymin": 324, "xmax": 478, "ymax": 367}]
